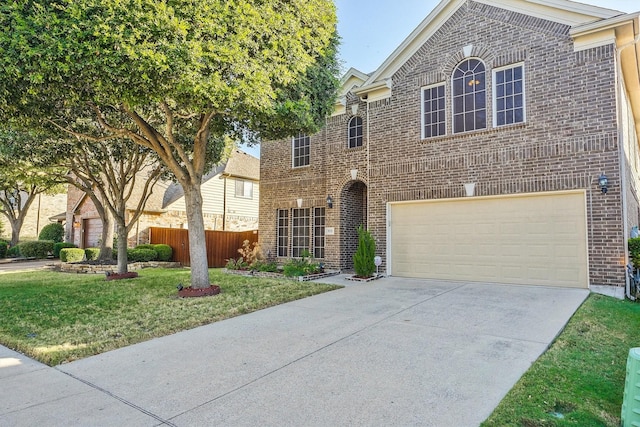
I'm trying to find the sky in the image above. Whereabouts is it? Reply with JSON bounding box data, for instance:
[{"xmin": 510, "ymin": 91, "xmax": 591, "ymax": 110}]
[{"xmin": 241, "ymin": 0, "xmax": 638, "ymax": 158}]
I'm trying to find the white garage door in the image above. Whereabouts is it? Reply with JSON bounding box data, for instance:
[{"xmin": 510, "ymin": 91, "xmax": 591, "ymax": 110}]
[{"xmin": 389, "ymin": 191, "xmax": 588, "ymax": 288}]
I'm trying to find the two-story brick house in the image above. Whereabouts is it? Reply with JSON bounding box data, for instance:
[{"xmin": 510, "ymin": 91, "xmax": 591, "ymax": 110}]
[{"xmin": 259, "ymin": 0, "xmax": 640, "ymax": 292}]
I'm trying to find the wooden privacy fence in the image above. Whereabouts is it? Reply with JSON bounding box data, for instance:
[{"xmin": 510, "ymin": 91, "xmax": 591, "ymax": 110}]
[{"xmin": 149, "ymin": 227, "xmax": 259, "ymax": 268}]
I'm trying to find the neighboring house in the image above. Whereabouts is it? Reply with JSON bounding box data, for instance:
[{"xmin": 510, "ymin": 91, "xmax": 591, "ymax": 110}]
[
  {"xmin": 0, "ymin": 192, "xmax": 67, "ymax": 242},
  {"xmin": 67, "ymin": 149, "xmax": 260, "ymax": 248},
  {"xmin": 259, "ymin": 0, "xmax": 640, "ymax": 291}
]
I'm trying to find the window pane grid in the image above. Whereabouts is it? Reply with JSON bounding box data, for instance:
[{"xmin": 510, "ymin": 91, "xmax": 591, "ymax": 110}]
[
  {"xmin": 292, "ymin": 208, "xmax": 310, "ymax": 258},
  {"xmin": 422, "ymin": 84, "xmax": 446, "ymax": 138},
  {"xmin": 292, "ymin": 133, "xmax": 310, "ymax": 167},
  {"xmin": 348, "ymin": 116, "xmax": 363, "ymax": 148},
  {"xmin": 452, "ymin": 59, "xmax": 486, "ymax": 133},
  {"xmin": 313, "ymin": 207, "xmax": 325, "ymax": 259},
  {"xmin": 494, "ymin": 65, "xmax": 524, "ymax": 127},
  {"xmin": 277, "ymin": 210, "xmax": 289, "ymax": 257}
]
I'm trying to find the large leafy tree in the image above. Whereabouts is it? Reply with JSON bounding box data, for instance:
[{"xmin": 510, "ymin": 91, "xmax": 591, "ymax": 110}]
[
  {"xmin": 0, "ymin": 0, "xmax": 340, "ymax": 289},
  {"xmin": 60, "ymin": 138, "xmax": 164, "ymax": 273},
  {"xmin": 0, "ymin": 132, "xmax": 66, "ymax": 246}
]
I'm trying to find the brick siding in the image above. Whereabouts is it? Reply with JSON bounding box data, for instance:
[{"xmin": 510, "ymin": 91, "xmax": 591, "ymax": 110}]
[{"xmin": 260, "ymin": 1, "xmax": 636, "ymax": 286}]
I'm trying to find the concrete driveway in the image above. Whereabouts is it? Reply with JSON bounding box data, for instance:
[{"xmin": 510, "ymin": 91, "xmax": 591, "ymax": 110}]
[{"xmin": 0, "ymin": 275, "xmax": 589, "ymax": 426}]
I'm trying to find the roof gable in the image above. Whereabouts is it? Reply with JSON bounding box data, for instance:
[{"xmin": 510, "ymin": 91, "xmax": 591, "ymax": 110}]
[{"xmin": 349, "ymin": 0, "xmax": 625, "ymax": 98}]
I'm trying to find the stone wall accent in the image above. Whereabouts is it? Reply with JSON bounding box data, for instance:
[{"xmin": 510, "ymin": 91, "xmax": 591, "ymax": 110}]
[{"xmin": 53, "ymin": 261, "xmax": 182, "ymax": 274}]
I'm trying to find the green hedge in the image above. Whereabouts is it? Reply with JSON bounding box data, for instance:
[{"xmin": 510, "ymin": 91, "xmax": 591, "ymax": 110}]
[
  {"xmin": 135, "ymin": 244, "xmax": 155, "ymax": 251},
  {"xmin": 60, "ymin": 248, "xmax": 85, "ymax": 262},
  {"xmin": 0, "ymin": 241, "xmax": 7, "ymax": 258},
  {"xmin": 84, "ymin": 248, "xmax": 100, "ymax": 261},
  {"xmin": 38, "ymin": 223, "xmax": 64, "ymax": 242},
  {"xmin": 153, "ymin": 244, "xmax": 173, "ymax": 261},
  {"xmin": 53, "ymin": 242, "xmax": 76, "ymax": 258},
  {"xmin": 127, "ymin": 248, "xmax": 157, "ymax": 262},
  {"xmin": 7, "ymin": 245, "xmax": 20, "ymax": 258},
  {"xmin": 18, "ymin": 240, "xmax": 54, "ymax": 259}
]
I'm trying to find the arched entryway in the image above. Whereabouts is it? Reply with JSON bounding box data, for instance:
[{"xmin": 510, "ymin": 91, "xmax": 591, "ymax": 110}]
[{"xmin": 340, "ymin": 180, "xmax": 367, "ymax": 271}]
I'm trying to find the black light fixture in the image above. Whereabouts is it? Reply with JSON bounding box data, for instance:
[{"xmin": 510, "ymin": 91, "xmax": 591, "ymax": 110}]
[
  {"xmin": 326, "ymin": 195, "xmax": 334, "ymax": 208},
  {"xmin": 598, "ymin": 173, "xmax": 609, "ymax": 194}
]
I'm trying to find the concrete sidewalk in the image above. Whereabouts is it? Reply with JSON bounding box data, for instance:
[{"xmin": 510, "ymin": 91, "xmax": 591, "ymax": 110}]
[{"xmin": 0, "ymin": 276, "xmax": 589, "ymax": 426}]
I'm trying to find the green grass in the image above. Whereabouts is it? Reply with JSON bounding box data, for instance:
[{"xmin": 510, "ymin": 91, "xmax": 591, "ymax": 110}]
[
  {"xmin": 0, "ymin": 268, "xmax": 340, "ymax": 366},
  {"xmin": 482, "ymin": 294, "xmax": 640, "ymax": 427}
]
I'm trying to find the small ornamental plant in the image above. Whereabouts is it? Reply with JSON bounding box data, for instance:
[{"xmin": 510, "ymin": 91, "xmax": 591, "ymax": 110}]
[{"xmin": 353, "ymin": 225, "xmax": 376, "ymax": 278}]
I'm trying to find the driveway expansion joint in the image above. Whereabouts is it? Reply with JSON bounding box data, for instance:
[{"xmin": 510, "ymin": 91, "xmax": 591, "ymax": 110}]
[{"xmin": 56, "ymin": 369, "xmax": 177, "ymax": 426}]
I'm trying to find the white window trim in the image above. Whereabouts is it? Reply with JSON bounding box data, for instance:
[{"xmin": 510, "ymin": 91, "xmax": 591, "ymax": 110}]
[
  {"xmin": 492, "ymin": 62, "xmax": 526, "ymax": 128},
  {"xmin": 421, "ymin": 82, "xmax": 447, "ymax": 139},
  {"xmin": 291, "ymin": 134, "xmax": 310, "ymax": 168},
  {"xmin": 234, "ymin": 179, "xmax": 253, "ymax": 199},
  {"xmin": 451, "ymin": 57, "xmax": 487, "ymax": 135}
]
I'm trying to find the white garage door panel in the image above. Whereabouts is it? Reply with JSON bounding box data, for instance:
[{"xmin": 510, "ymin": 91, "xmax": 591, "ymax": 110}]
[{"xmin": 389, "ymin": 192, "xmax": 588, "ymax": 288}]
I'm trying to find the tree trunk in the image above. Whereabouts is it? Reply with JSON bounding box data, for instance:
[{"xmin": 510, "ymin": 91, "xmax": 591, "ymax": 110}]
[
  {"xmin": 183, "ymin": 183, "xmax": 210, "ymax": 289},
  {"xmin": 116, "ymin": 221, "xmax": 128, "ymax": 274},
  {"xmin": 98, "ymin": 208, "xmax": 114, "ymax": 262},
  {"xmin": 10, "ymin": 218, "xmax": 22, "ymax": 247}
]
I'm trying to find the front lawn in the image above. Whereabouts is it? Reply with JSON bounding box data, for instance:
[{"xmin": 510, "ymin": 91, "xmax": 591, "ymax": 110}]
[
  {"xmin": 482, "ymin": 294, "xmax": 640, "ymax": 426},
  {"xmin": 0, "ymin": 268, "xmax": 340, "ymax": 366}
]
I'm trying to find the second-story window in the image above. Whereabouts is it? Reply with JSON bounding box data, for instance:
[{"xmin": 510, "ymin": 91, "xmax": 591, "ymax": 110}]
[
  {"xmin": 292, "ymin": 133, "xmax": 310, "ymax": 168},
  {"xmin": 494, "ymin": 64, "xmax": 525, "ymax": 126},
  {"xmin": 234, "ymin": 179, "xmax": 253, "ymax": 199},
  {"xmin": 422, "ymin": 83, "xmax": 446, "ymax": 138},
  {"xmin": 348, "ymin": 116, "xmax": 363, "ymax": 148},
  {"xmin": 452, "ymin": 58, "xmax": 486, "ymax": 133}
]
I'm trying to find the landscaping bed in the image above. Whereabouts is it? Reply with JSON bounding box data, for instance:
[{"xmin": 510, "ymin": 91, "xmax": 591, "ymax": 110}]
[
  {"xmin": 223, "ymin": 268, "xmax": 341, "ymax": 282},
  {"xmin": 52, "ymin": 261, "xmax": 182, "ymax": 274}
]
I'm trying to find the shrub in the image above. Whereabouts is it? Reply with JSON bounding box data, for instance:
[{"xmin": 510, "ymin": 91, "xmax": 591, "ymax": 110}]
[
  {"xmin": 152, "ymin": 244, "xmax": 173, "ymax": 261},
  {"xmin": 84, "ymin": 248, "xmax": 100, "ymax": 260},
  {"xmin": 630, "ymin": 237, "xmax": 640, "ymax": 269},
  {"xmin": 53, "ymin": 242, "xmax": 76, "ymax": 258},
  {"xmin": 18, "ymin": 240, "xmax": 54, "ymax": 259},
  {"xmin": 38, "ymin": 223, "xmax": 64, "ymax": 243},
  {"xmin": 0, "ymin": 241, "xmax": 7, "ymax": 258},
  {"xmin": 353, "ymin": 225, "xmax": 376, "ymax": 278},
  {"xmin": 237, "ymin": 240, "xmax": 263, "ymax": 267},
  {"xmin": 135, "ymin": 244, "xmax": 156, "ymax": 251},
  {"xmin": 225, "ymin": 257, "xmax": 247, "ymax": 270},
  {"xmin": 7, "ymin": 245, "xmax": 20, "ymax": 258},
  {"xmin": 283, "ymin": 250, "xmax": 321, "ymax": 277},
  {"xmin": 60, "ymin": 248, "xmax": 85, "ymax": 262},
  {"xmin": 253, "ymin": 260, "xmax": 279, "ymax": 273},
  {"xmin": 127, "ymin": 248, "xmax": 157, "ymax": 262}
]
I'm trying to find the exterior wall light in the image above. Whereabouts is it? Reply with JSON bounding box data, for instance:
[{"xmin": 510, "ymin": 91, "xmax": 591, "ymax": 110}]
[
  {"xmin": 326, "ymin": 195, "xmax": 334, "ymax": 208},
  {"xmin": 599, "ymin": 173, "xmax": 609, "ymax": 194}
]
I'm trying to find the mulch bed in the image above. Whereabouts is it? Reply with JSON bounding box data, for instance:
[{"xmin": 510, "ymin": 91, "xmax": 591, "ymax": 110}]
[
  {"xmin": 105, "ymin": 271, "xmax": 138, "ymax": 281},
  {"xmin": 178, "ymin": 285, "xmax": 221, "ymax": 298}
]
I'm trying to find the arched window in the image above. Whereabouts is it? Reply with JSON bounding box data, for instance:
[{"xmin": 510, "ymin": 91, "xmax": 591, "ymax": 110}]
[
  {"xmin": 348, "ymin": 116, "xmax": 363, "ymax": 148},
  {"xmin": 452, "ymin": 59, "xmax": 486, "ymax": 133}
]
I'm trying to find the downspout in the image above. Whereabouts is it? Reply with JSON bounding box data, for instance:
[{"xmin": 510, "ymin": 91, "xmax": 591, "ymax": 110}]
[
  {"xmin": 616, "ymin": 33, "xmax": 640, "ymax": 300},
  {"xmin": 366, "ymin": 99, "xmax": 371, "ymax": 227}
]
